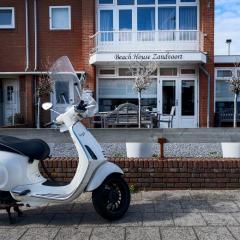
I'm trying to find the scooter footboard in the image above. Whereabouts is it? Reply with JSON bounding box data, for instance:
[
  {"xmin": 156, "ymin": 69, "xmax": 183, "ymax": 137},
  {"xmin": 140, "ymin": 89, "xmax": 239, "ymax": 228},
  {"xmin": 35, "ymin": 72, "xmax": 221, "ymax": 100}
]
[{"xmin": 85, "ymin": 162, "xmax": 123, "ymax": 192}]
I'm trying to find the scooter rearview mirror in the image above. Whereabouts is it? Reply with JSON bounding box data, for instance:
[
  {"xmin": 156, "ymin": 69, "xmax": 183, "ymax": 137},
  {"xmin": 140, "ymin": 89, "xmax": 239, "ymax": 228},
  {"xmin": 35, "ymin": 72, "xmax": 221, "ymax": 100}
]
[{"xmin": 42, "ymin": 102, "xmax": 53, "ymax": 111}]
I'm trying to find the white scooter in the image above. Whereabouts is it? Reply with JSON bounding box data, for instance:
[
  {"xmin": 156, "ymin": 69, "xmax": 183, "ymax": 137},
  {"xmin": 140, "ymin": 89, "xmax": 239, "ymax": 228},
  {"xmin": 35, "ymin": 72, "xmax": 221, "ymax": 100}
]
[{"xmin": 0, "ymin": 56, "xmax": 130, "ymax": 224}]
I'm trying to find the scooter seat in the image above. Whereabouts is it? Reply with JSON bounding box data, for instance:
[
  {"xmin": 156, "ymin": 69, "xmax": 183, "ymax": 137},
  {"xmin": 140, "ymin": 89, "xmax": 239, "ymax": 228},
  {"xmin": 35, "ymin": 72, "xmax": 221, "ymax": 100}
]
[{"xmin": 0, "ymin": 135, "xmax": 50, "ymax": 161}]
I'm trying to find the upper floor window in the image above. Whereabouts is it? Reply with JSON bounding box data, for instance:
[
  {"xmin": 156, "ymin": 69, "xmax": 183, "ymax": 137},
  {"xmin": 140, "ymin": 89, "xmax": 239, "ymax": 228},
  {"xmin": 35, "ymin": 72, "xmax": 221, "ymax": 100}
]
[
  {"xmin": 99, "ymin": 0, "xmax": 113, "ymax": 4},
  {"xmin": 0, "ymin": 7, "xmax": 15, "ymax": 29},
  {"xmin": 97, "ymin": 0, "xmax": 198, "ymax": 33},
  {"xmin": 49, "ymin": 6, "xmax": 71, "ymax": 30}
]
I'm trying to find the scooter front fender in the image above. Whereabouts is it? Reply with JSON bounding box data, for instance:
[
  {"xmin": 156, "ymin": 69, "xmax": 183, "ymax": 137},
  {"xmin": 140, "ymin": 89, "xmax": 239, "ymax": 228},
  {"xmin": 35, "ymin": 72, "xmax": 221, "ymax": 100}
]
[{"xmin": 85, "ymin": 162, "xmax": 123, "ymax": 192}]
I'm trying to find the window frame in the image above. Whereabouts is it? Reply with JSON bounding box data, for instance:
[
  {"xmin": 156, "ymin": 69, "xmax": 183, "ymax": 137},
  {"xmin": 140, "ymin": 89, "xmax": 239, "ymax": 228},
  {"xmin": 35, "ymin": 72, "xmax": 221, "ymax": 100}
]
[
  {"xmin": 0, "ymin": 7, "xmax": 15, "ymax": 29},
  {"xmin": 97, "ymin": 0, "xmax": 199, "ymax": 33},
  {"xmin": 49, "ymin": 6, "xmax": 71, "ymax": 30}
]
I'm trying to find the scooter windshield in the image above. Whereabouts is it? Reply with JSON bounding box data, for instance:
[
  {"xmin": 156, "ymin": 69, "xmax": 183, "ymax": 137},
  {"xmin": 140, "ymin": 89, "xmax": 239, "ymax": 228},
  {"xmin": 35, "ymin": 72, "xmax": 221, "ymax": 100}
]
[{"xmin": 49, "ymin": 56, "xmax": 98, "ymax": 117}]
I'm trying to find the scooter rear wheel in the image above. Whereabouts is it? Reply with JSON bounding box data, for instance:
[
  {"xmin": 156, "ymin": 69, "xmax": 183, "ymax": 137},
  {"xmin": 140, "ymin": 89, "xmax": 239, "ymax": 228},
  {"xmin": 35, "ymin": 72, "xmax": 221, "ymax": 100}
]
[{"xmin": 92, "ymin": 174, "xmax": 130, "ymax": 221}]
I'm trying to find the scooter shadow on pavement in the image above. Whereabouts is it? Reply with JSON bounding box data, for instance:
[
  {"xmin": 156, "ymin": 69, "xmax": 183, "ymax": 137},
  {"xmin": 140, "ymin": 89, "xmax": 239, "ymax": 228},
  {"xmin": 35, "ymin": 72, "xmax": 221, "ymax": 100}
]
[{"xmin": 0, "ymin": 198, "xmax": 182, "ymax": 226}]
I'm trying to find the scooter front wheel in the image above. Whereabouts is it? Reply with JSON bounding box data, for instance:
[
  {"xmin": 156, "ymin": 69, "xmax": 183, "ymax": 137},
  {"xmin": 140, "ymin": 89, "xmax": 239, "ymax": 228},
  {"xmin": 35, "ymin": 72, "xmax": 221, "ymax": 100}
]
[{"xmin": 92, "ymin": 174, "xmax": 130, "ymax": 221}]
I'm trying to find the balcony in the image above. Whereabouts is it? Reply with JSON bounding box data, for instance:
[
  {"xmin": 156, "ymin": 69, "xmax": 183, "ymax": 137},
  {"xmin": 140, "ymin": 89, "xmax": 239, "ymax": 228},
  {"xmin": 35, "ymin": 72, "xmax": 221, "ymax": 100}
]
[{"xmin": 91, "ymin": 30, "xmax": 204, "ymax": 54}]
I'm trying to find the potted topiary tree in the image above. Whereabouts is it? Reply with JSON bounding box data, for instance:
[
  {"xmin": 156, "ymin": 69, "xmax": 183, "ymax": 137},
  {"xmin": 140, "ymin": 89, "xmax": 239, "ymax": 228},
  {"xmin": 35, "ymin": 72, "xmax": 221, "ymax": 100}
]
[
  {"xmin": 36, "ymin": 58, "xmax": 54, "ymax": 129},
  {"xmin": 126, "ymin": 61, "xmax": 157, "ymax": 158}
]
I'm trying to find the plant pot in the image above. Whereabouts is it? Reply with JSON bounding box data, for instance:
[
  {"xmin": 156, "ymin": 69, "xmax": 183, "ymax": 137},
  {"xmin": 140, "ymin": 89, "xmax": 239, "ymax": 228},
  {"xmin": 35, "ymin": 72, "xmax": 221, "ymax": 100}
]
[
  {"xmin": 126, "ymin": 143, "xmax": 153, "ymax": 158},
  {"xmin": 221, "ymin": 142, "xmax": 240, "ymax": 158}
]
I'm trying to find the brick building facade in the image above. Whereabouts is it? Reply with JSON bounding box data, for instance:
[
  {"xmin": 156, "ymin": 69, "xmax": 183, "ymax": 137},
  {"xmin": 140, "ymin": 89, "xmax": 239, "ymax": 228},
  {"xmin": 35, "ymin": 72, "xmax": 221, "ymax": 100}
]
[{"xmin": 0, "ymin": 0, "xmax": 221, "ymax": 128}]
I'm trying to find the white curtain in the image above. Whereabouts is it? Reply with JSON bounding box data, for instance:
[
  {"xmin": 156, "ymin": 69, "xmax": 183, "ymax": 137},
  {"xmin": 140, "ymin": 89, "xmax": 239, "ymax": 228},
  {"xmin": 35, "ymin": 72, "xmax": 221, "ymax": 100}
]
[
  {"xmin": 100, "ymin": 10, "xmax": 113, "ymax": 41},
  {"xmin": 179, "ymin": 6, "xmax": 197, "ymax": 30}
]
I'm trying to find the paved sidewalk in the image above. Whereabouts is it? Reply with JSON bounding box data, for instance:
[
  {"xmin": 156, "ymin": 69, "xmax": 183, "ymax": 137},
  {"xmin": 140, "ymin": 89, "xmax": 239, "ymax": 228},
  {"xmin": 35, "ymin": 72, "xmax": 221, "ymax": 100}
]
[{"xmin": 2, "ymin": 190, "xmax": 240, "ymax": 239}]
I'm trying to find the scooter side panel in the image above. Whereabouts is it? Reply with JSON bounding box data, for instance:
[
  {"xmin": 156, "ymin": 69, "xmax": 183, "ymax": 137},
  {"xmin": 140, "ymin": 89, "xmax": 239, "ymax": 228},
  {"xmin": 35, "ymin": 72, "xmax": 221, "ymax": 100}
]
[{"xmin": 85, "ymin": 162, "xmax": 124, "ymax": 192}]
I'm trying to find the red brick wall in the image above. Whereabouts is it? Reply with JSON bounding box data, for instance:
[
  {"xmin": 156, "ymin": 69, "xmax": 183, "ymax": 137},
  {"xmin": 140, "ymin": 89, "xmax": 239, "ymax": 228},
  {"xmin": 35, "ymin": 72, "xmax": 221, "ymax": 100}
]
[
  {"xmin": 199, "ymin": 0, "xmax": 215, "ymax": 127},
  {"xmin": 0, "ymin": 0, "xmax": 26, "ymax": 72},
  {"xmin": 42, "ymin": 157, "xmax": 240, "ymax": 190}
]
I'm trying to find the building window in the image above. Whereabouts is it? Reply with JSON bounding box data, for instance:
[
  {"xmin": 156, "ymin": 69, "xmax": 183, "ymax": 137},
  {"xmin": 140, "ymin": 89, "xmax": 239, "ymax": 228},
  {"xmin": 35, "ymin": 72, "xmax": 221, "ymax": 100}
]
[
  {"xmin": 215, "ymin": 68, "xmax": 236, "ymax": 116},
  {"xmin": 98, "ymin": 0, "xmax": 198, "ymax": 35},
  {"xmin": 159, "ymin": 0, "xmax": 176, "ymax": 4},
  {"xmin": 100, "ymin": 10, "xmax": 113, "ymax": 41},
  {"xmin": 181, "ymin": 68, "xmax": 196, "ymax": 75},
  {"xmin": 217, "ymin": 69, "xmax": 232, "ymax": 78},
  {"xmin": 99, "ymin": 0, "xmax": 113, "ymax": 4},
  {"xmin": 179, "ymin": 6, "xmax": 197, "ymax": 30},
  {"xmin": 0, "ymin": 7, "xmax": 15, "ymax": 29},
  {"xmin": 137, "ymin": 7, "xmax": 155, "ymax": 31},
  {"xmin": 118, "ymin": 0, "xmax": 134, "ymax": 5},
  {"xmin": 49, "ymin": 6, "xmax": 71, "ymax": 30},
  {"xmin": 160, "ymin": 68, "xmax": 178, "ymax": 76},
  {"xmin": 99, "ymin": 68, "xmax": 116, "ymax": 75},
  {"xmin": 98, "ymin": 78, "xmax": 157, "ymax": 111}
]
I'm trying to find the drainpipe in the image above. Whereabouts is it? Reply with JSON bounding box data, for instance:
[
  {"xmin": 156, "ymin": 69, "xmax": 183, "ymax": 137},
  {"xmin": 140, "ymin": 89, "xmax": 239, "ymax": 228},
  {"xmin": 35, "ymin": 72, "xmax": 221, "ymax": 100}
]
[
  {"xmin": 25, "ymin": 0, "xmax": 29, "ymax": 72},
  {"xmin": 199, "ymin": 64, "xmax": 211, "ymax": 128},
  {"xmin": 34, "ymin": 0, "xmax": 37, "ymax": 71}
]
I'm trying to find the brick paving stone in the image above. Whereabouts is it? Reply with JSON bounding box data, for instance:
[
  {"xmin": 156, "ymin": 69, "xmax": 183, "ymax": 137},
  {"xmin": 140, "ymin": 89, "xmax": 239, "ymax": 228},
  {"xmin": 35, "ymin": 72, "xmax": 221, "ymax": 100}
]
[
  {"xmin": 131, "ymin": 192, "xmax": 142, "ymax": 202},
  {"xmin": 155, "ymin": 201, "xmax": 182, "ymax": 213},
  {"xmin": 233, "ymin": 201, "xmax": 240, "ymax": 210},
  {"xmin": 0, "ymin": 227, "xmax": 27, "ymax": 240},
  {"xmin": 54, "ymin": 227, "xmax": 92, "ymax": 240},
  {"xmin": 129, "ymin": 201, "xmax": 155, "ymax": 213},
  {"xmin": 161, "ymin": 227, "xmax": 197, "ymax": 240},
  {"xmin": 43, "ymin": 203, "xmax": 73, "ymax": 213},
  {"xmin": 126, "ymin": 227, "xmax": 160, "ymax": 240},
  {"xmin": 16, "ymin": 214, "xmax": 54, "ymax": 228},
  {"xmin": 231, "ymin": 212, "xmax": 240, "ymax": 225},
  {"xmin": 227, "ymin": 226, "xmax": 240, "ymax": 240},
  {"xmin": 208, "ymin": 201, "xmax": 240, "ymax": 213},
  {"xmin": 164, "ymin": 191, "xmax": 192, "ymax": 201},
  {"xmin": 180, "ymin": 200, "xmax": 213, "ymax": 213},
  {"xmin": 111, "ymin": 212, "xmax": 142, "ymax": 227},
  {"xmin": 142, "ymin": 191, "xmax": 167, "ymax": 201},
  {"xmin": 201, "ymin": 213, "xmax": 239, "ymax": 226},
  {"xmin": 194, "ymin": 227, "xmax": 236, "ymax": 240},
  {"xmin": 48, "ymin": 213, "xmax": 82, "ymax": 226},
  {"xmin": 79, "ymin": 212, "xmax": 111, "ymax": 227},
  {"xmin": 190, "ymin": 190, "xmax": 240, "ymax": 201},
  {"xmin": 20, "ymin": 227, "xmax": 60, "ymax": 240},
  {"xmin": 90, "ymin": 227, "xmax": 125, "ymax": 240},
  {"xmin": 173, "ymin": 213, "xmax": 207, "ymax": 226},
  {"xmin": 0, "ymin": 214, "xmax": 21, "ymax": 228},
  {"xmin": 143, "ymin": 212, "xmax": 174, "ymax": 227},
  {"xmin": 71, "ymin": 202, "xmax": 95, "ymax": 213}
]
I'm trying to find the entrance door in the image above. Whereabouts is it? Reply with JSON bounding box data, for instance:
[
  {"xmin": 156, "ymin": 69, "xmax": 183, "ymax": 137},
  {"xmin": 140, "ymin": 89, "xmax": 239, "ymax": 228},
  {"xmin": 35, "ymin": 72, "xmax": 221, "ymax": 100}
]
[
  {"xmin": 52, "ymin": 79, "xmax": 74, "ymax": 118},
  {"xmin": 3, "ymin": 80, "xmax": 20, "ymax": 125},
  {"xmin": 179, "ymin": 79, "xmax": 197, "ymax": 128},
  {"xmin": 159, "ymin": 78, "xmax": 197, "ymax": 128}
]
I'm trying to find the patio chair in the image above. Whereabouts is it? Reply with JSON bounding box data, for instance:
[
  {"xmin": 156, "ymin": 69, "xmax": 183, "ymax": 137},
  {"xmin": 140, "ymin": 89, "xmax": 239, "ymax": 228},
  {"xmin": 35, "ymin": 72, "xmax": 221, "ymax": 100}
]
[{"xmin": 157, "ymin": 106, "xmax": 176, "ymax": 128}]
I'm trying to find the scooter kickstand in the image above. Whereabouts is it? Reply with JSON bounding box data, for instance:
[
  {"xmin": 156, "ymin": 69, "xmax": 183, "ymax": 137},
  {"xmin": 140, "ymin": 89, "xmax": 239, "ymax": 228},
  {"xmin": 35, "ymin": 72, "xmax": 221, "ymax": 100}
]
[
  {"xmin": 6, "ymin": 207, "xmax": 14, "ymax": 224},
  {"xmin": 14, "ymin": 206, "xmax": 23, "ymax": 217}
]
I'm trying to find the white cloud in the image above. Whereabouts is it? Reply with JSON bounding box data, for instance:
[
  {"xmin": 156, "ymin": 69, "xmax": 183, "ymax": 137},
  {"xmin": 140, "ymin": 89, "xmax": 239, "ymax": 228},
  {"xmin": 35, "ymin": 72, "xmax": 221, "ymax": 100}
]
[{"xmin": 215, "ymin": 0, "xmax": 240, "ymax": 55}]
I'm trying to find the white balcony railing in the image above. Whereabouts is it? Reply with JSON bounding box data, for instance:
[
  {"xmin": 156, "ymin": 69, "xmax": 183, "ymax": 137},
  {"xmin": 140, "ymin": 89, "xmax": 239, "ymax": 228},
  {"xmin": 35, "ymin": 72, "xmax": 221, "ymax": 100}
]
[{"xmin": 91, "ymin": 30, "xmax": 204, "ymax": 54}]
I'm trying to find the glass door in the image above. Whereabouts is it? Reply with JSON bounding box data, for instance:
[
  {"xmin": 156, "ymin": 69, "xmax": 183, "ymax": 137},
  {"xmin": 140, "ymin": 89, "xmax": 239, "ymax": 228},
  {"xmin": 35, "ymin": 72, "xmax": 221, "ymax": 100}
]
[
  {"xmin": 160, "ymin": 79, "xmax": 177, "ymax": 128},
  {"xmin": 158, "ymin": 78, "xmax": 197, "ymax": 128},
  {"xmin": 178, "ymin": 79, "xmax": 197, "ymax": 128},
  {"xmin": 3, "ymin": 80, "xmax": 20, "ymax": 125}
]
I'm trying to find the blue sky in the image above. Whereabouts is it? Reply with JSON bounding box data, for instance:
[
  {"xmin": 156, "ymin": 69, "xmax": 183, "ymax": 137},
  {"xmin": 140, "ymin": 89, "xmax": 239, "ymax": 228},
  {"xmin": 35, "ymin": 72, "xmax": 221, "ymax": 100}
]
[{"xmin": 215, "ymin": 0, "xmax": 240, "ymax": 55}]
